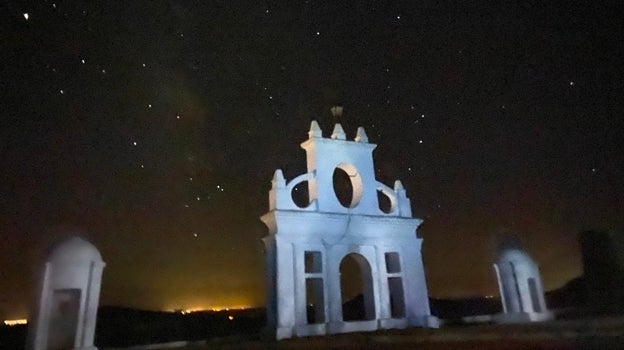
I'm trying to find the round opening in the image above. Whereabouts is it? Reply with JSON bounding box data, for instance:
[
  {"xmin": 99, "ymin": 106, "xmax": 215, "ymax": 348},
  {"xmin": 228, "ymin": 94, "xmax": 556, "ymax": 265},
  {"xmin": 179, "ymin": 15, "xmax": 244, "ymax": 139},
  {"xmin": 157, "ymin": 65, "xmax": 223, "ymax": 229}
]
[
  {"xmin": 332, "ymin": 164, "xmax": 363, "ymax": 208},
  {"xmin": 291, "ymin": 181, "xmax": 310, "ymax": 208},
  {"xmin": 377, "ymin": 190, "xmax": 392, "ymax": 214}
]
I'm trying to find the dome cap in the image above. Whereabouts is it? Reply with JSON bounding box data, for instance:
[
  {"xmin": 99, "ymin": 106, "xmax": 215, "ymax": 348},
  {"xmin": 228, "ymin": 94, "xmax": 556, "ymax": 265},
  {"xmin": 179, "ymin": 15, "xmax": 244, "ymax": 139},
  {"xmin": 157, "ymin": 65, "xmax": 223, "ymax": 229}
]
[{"xmin": 48, "ymin": 236, "xmax": 103, "ymax": 263}]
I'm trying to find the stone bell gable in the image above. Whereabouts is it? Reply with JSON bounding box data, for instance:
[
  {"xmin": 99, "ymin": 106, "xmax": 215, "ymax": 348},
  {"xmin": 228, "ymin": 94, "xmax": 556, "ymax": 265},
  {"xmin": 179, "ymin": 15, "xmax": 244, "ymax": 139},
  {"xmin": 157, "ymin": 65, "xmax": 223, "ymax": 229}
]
[{"xmin": 261, "ymin": 120, "xmax": 438, "ymax": 340}]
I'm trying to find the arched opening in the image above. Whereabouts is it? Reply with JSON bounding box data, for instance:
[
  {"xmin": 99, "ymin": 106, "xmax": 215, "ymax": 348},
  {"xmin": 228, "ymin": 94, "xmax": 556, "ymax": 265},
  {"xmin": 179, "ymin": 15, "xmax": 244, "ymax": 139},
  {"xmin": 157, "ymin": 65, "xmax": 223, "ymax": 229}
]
[
  {"xmin": 332, "ymin": 164, "xmax": 363, "ymax": 208},
  {"xmin": 340, "ymin": 253, "xmax": 375, "ymax": 321},
  {"xmin": 291, "ymin": 180, "xmax": 310, "ymax": 208}
]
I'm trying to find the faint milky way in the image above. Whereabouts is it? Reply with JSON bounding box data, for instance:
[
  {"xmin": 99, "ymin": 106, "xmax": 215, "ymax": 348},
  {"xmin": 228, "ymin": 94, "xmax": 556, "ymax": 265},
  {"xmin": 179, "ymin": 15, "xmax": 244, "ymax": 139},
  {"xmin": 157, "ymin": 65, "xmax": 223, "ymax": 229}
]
[{"xmin": 1, "ymin": 1, "xmax": 623, "ymax": 319}]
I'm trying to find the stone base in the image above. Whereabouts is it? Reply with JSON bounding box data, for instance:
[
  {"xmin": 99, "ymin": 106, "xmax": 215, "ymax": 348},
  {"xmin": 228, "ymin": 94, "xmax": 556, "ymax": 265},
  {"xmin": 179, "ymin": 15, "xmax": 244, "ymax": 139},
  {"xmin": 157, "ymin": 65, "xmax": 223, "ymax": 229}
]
[
  {"xmin": 409, "ymin": 315, "xmax": 440, "ymax": 328},
  {"xmin": 273, "ymin": 315, "xmax": 441, "ymax": 340},
  {"xmin": 295, "ymin": 323, "xmax": 326, "ymax": 337},
  {"xmin": 327, "ymin": 319, "xmax": 378, "ymax": 334},
  {"xmin": 276, "ymin": 326, "xmax": 294, "ymax": 340},
  {"xmin": 494, "ymin": 310, "xmax": 554, "ymax": 324},
  {"xmin": 378, "ymin": 317, "xmax": 408, "ymax": 329}
]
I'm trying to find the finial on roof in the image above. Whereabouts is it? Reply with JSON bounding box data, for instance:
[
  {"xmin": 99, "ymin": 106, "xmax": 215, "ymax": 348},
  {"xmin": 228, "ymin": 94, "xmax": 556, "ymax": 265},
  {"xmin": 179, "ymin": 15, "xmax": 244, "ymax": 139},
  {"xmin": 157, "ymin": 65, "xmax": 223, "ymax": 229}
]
[
  {"xmin": 355, "ymin": 126, "xmax": 368, "ymax": 143},
  {"xmin": 394, "ymin": 180, "xmax": 404, "ymax": 191},
  {"xmin": 272, "ymin": 169, "xmax": 286, "ymax": 188},
  {"xmin": 331, "ymin": 123, "xmax": 346, "ymax": 140},
  {"xmin": 308, "ymin": 120, "xmax": 322, "ymax": 138}
]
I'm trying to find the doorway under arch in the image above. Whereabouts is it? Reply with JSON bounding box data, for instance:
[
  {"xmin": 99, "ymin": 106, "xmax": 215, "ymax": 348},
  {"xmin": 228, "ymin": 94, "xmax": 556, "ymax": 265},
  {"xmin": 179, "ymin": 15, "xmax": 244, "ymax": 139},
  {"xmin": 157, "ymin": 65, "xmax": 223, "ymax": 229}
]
[{"xmin": 340, "ymin": 253, "xmax": 375, "ymax": 321}]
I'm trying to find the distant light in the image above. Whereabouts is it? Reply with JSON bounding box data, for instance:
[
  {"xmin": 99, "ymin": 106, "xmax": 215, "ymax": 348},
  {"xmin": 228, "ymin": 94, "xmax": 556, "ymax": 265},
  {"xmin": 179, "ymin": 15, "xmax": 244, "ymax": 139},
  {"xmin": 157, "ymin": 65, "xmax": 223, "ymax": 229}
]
[
  {"xmin": 148, "ymin": 104, "xmax": 152, "ymax": 108},
  {"xmin": 228, "ymin": 315, "xmax": 234, "ymax": 320},
  {"xmin": 569, "ymin": 81, "xmax": 575, "ymax": 86},
  {"xmin": 23, "ymin": 13, "xmax": 29, "ymax": 20},
  {"xmin": 81, "ymin": 59, "xmax": 85, "ymax": 64},
  {"xmin": 59, "ymin": 89, "xmax": 64, "ymax": 94},
  {"xmin": 132, "ymin": 141, "xmax": 137, "ymax": 146},
  {"xmin": 418, "ymin": 140, "xmax": 423, "ymax": 144},
  {"xmin": 142, "ymin": 63, "xmax": 146, "ymax": 67},
  {"xmin": 176, "ymin": 115, "xmax": 180, "ymax": 119},
  {"xmin": 316, "ymin": 31, "xmax": 320, "ymax": 35},
  {"xmin": 4, "ymin": 319, "xmax": 27, "ymax": 326}
]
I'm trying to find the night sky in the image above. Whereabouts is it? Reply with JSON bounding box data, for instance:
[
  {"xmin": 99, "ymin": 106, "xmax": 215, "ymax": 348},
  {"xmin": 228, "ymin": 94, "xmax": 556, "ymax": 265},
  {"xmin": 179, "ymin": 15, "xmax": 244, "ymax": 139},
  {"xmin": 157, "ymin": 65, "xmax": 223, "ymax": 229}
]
[{"xmin": 2, "ymin": 1, "xmax": 623, "ymax": 320}]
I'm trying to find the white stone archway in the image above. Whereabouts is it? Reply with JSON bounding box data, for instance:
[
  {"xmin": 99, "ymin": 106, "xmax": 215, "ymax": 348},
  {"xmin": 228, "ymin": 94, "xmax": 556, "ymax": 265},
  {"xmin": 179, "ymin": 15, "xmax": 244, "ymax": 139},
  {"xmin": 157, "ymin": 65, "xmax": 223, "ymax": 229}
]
[{"xmin": 261, "ymin": 121, "xmax": 439, "ymax": 339}]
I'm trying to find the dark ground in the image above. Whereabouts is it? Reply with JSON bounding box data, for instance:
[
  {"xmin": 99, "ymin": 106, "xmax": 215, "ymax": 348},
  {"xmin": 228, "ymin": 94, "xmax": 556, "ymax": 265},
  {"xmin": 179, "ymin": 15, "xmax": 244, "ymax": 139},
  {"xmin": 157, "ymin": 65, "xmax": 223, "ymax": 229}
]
[
  {"xmin": 139, "ymin": 318, "xmax": 624, "ymax": 350},
  {"xmin": 0, "ymin": 284, "xmax": 610, "ymax": 350},
  {"xmin": 5, "ymin": 312, "xmax": 624, "ymax": 350},
  {"xmin": 4, "ymin": 315, "xmax": 624, "ymax": 350}
]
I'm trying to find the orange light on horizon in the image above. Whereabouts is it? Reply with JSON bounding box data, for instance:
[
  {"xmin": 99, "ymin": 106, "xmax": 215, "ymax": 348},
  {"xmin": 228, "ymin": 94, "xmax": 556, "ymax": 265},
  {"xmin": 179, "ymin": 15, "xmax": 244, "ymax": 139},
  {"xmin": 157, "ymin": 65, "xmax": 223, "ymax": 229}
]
[
  {"xmin": 4, "ymin": 319, "xmax": 28, "ymax": 326},
  {"xmin": 174, "ymin": 304, "xmax": 254, "ymax": 314}
]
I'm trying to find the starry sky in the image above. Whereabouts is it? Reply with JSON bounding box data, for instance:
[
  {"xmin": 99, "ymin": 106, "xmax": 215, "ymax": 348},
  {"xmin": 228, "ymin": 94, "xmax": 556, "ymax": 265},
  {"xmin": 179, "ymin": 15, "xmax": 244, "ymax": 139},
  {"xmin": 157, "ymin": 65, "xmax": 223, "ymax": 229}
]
[{"xmin": 2, "ymin": 1, "xmax": 623, "ymax": 319}]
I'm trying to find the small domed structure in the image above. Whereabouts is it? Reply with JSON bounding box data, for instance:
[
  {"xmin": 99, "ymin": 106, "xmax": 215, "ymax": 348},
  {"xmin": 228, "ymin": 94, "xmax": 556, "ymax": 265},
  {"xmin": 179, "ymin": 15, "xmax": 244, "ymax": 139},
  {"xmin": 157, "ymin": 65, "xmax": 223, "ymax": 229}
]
[
  {"xmin": 27, "ymin": 236, "xmax": 105, "ymax": 350},
  {"xmin": 493, "ymin": 242, "xmax": 553, "ymax": 323}
]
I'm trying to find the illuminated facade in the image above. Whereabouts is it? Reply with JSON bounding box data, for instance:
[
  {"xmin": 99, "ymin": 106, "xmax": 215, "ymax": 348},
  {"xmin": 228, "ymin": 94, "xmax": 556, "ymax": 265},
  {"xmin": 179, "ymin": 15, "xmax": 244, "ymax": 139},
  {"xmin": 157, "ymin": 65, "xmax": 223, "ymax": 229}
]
[
  {"xmin": 493, "ymin": 244, "xmax": 553, "ymax": 323},
  {"xmin": 27, "ymin": 236, "xmax": 105, "ymax": 350},
  {"xmin": 261, "ymin": 121, "xmax": 438, "ymax": 340}
]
